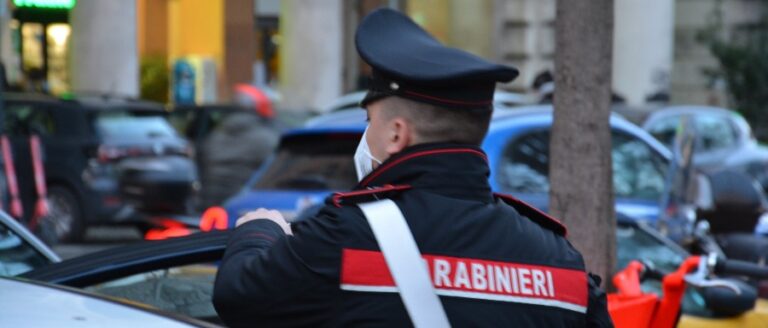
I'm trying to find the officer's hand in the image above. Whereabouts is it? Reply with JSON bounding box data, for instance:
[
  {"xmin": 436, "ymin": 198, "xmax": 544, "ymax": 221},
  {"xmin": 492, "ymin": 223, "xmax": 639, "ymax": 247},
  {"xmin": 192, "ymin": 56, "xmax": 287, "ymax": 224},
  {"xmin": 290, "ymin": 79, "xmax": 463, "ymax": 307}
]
[{"xmin": 236, "ymin": 208, "xmax": 293, "ymax": 235}]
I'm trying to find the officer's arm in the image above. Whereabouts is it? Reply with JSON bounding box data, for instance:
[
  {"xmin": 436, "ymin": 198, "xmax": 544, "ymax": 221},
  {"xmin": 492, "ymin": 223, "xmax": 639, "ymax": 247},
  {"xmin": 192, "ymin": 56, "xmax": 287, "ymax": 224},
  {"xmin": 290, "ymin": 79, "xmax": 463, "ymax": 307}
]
[
  {"xmin": 212, "ymin": 208, "xmax": 343, "ymax": 321},
  {"xmin": 586, "ymin": 273, "xmax": 615, "ymax": 327}
]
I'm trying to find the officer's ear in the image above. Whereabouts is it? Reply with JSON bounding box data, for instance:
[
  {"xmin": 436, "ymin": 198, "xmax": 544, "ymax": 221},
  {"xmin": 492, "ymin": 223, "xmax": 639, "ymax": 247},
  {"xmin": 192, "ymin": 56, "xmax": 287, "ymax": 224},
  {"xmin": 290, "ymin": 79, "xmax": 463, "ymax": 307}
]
[{"xmin": 384, "ymin": 116, "xmax": 413, "ymax": 156}]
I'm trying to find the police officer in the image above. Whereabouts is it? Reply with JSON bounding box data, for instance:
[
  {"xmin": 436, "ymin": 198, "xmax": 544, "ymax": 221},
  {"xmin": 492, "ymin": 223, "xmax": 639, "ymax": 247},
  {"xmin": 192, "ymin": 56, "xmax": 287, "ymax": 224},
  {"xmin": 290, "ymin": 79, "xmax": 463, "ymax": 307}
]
[{"xmin": 213, "ymin": 8, "xmax": 613, "ymax": 327}]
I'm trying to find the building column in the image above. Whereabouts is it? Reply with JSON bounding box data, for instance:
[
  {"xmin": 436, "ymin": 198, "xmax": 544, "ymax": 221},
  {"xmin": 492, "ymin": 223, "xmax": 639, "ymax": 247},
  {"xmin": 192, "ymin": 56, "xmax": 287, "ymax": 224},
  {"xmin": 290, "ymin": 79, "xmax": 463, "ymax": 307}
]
[
  {"xmin": 493, "ymin": 0, "xmax": 556, "ymax": 90},
  {"xmin": 70, "ymin": 0, "xmax": 138, "ymax": 97},
  {"xmin": 613, "ymin": 0, "xmax": 675, "ymax": 105},
  {"xmin": 223, "ymin": 0, "xmax": 256, "ymax": 100},
  {"xmin": 279, "ymin": 0, "xmax": 344, "ymax": 112}
]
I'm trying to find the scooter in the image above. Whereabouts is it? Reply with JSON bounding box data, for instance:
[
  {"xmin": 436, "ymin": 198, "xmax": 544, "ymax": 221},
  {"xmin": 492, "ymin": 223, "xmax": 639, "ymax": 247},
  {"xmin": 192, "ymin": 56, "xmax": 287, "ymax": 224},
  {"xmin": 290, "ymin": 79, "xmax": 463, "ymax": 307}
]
[
  {"xmin": 609, "ymin": 253, "xmax": 768, "ymax": 328},
  {"xmin": 657, "ymin": 117, "xmax": 768, "ymax": 268}
]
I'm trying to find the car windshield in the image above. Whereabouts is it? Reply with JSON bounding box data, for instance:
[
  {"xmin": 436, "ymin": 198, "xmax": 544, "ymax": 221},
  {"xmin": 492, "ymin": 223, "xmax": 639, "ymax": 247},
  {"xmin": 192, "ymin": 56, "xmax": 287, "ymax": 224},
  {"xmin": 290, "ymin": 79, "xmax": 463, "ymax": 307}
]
[
  {"xmin": 253, "ymin": 132, "xmax": 360, "ymax": 191},
  {"xmin": 85, "ymin": 263, "xmax": 220, "ymax": 324},
  {"xmin": 616, "ymin": 222, "xmax": 709, "ymax": 317},
  {"xmin": 499, "ymin": 129, "xmax": 668, "ymax": 200},
  {"xmin": 0, "ymin": 223, "xmax": 51, "ymax": 276},
  {"xmin": 647, "ymin": 114, "xmax": 739, "ymax": 153},
  {"xmin": 646, "ymin": 115, "xmax": 680, "ymax": 149},
  {"xmin": 96, "ymin": 111, "xmax": 178, "ymax": 140}
]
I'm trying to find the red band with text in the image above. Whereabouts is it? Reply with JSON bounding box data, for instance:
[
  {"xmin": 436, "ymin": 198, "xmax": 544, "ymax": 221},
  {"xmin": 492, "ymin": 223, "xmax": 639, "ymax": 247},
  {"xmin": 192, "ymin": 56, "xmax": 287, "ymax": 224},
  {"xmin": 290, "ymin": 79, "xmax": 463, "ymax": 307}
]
[{"xmin": 340, "ymin": 248, "xmax": 588, "ymax": 313}]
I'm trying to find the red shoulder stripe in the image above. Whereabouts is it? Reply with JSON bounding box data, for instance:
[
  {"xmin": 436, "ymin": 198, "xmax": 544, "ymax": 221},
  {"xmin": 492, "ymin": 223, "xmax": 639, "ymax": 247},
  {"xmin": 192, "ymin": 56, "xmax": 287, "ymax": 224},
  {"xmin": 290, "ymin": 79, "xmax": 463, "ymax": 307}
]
[
  {"xmin": 332, "ymin": 184, "xmax": 412, "ymax": 207},
  {"xmin": 494, "ymin": 193, "xmax": 568, "ymax": 237}
]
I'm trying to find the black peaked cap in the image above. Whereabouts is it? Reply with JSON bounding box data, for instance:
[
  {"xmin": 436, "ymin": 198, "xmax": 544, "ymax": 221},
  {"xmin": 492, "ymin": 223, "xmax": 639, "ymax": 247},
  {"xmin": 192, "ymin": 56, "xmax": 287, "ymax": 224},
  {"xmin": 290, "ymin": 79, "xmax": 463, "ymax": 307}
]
[{"xmin": 356, "ymin": 8, "xmax": 519, "ymax": 109}]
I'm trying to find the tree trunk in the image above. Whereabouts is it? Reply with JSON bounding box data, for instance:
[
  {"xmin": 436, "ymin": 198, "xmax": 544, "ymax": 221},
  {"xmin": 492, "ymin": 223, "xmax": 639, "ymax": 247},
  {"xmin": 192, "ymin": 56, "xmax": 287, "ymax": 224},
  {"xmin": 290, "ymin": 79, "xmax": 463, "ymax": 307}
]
[{"xmin": 550, "ymin": 0, "xmax": 616, "ymax": 284}]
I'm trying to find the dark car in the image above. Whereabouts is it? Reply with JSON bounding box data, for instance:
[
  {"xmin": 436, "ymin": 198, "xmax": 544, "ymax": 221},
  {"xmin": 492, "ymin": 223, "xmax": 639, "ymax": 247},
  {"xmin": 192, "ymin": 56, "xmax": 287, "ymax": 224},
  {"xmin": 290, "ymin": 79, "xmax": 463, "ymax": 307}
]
[
  {"xmin": 2, "ymin": 93, "xmax": 198, "ymax": 242},
  {"xmin": 643, "ymin": 106, "xmax": 768, "ymax": 193}
]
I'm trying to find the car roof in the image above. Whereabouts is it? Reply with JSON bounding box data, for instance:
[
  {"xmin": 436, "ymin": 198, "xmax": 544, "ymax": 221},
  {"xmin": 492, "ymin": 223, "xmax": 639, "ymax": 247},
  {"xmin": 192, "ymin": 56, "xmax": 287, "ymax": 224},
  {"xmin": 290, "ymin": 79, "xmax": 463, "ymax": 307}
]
[
  {"xmin": 643, "ymin": 105, "xmax": 736, "ymax": 123},
  {"xmin": 318, "ymin": 90, "xmax": 535, "ymax": 114},
  {"xmin": 69, "ymin": 95, "xmax": 166, "ymax": 112},
  {"xmin": 3, "ymin": 91, "xmax": 62, "ymax": 104},
  {"xmin": 303, "ymin": 104, "xmax": 632, "ymax": 132},
  {"xmin": 292, "ymin": 104, "xmax": 671, "ymax": 161},
  {"xmin": 172, "ymin": 104, "xmax": 249, "ymax": 112},
  {"xmin": 3, "ymin": 92, "xmax": 166, "ymax": 112},
  {"xmin": 0, "ymin": 277, "xmax": 217, "ymax": 327}
]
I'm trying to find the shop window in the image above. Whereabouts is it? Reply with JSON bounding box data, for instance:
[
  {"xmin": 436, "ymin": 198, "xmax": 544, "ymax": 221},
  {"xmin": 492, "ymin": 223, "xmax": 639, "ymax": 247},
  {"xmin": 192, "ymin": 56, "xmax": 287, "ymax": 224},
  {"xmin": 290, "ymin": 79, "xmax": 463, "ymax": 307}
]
[
  {"xmin": 46, "ymin": 23, "xmax": 70, "ymax": 95},
  {"xmin": 21, "ymin": 23, "xmax": 44, "ymax": 72},
  {"xmin": 4, "ymin": 104, "xmax": 57, "ymax": 137}
]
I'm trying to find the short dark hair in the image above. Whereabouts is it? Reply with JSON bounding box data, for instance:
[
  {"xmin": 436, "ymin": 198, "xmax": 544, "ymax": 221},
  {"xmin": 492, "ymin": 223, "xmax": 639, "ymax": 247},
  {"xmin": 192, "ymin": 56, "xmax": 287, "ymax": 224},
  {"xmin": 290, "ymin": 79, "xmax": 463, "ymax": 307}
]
[{"xmin": 379, "ymin": 97, "xmax": 492, "ymax": 145}]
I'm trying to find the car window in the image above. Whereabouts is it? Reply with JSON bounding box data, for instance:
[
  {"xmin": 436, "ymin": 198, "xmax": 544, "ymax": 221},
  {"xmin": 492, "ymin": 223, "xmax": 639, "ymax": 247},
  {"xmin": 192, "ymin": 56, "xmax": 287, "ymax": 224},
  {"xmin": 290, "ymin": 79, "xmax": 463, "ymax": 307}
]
[
  {"xmin": 646, "ymin": 115, "xmax": 680, "ymax": 149},
  {"xmin": 499, "ymin": 129, "xmax": 667, "ymax": 200},
  {"xmin": 612, "ymin": 132, "xmax": 667, "ymax": 200},
  {"xmin": 615, "ymin": 223, "xmax": 708, "ymax": 317},
  {"xmin": 4, "ymin": 103, "xmax": 57, "ymax": 137},
  {"xmin": 0, "ymin": 223, "xmax": 51, "ymax": 276},
  {"xmin": 85, "ymin": 263, "xmax": 220, "ymax": 324},
  {"xmin": 96, "ymin": 112, "xmax": 178, "ymax": 140},
  {"xmin": 498, "ymin": 130, "xmax": 550, "ymax": 194},
  {"xmin": 695, "ymin": 115, "xmax": 737, "ymax": 152},
  {"xmin": 253, "ymin": 133, "xmax": 359, "ymax": 191}
]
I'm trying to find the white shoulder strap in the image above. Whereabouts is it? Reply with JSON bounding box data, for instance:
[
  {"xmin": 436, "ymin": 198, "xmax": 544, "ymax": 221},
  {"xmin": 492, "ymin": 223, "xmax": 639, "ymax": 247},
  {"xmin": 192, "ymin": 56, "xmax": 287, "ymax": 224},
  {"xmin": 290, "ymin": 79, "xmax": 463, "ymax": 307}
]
[{"xmin": 358, "ymin": 200, "xmax": 451, "ymax": 328}]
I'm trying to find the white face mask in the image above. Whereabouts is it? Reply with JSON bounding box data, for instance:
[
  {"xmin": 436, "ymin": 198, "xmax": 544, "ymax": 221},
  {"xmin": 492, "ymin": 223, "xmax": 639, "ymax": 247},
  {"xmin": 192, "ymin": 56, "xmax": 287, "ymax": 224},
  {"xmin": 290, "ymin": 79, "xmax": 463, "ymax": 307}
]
[{"xmin": 354, "ymin": 127, "xmax": 383, "ymax": 181}]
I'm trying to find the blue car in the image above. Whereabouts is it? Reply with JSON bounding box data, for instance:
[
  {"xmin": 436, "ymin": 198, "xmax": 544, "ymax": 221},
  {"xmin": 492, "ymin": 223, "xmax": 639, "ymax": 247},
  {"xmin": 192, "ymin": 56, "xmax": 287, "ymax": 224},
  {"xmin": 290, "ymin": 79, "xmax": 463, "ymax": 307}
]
[{"xmin": 220, "ymin": 105, "xmax": 672, "ymax": 227}]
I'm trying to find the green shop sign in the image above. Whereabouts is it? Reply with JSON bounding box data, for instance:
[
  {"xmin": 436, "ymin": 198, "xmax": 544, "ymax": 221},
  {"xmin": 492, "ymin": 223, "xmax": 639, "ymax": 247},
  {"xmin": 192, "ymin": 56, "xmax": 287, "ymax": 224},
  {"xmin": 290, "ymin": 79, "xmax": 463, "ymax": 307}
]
[{"xmin": 14, "ymin": 0, "xmax": 76, "ymax": 10}]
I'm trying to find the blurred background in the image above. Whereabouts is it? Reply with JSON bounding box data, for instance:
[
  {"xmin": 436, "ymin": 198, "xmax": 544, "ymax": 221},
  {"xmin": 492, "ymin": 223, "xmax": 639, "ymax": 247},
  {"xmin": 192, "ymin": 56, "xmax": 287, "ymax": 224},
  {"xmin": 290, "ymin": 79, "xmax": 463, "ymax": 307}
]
[{"xmin": 0, "ymin": 0, "xmax": 759, "ymax": 116}]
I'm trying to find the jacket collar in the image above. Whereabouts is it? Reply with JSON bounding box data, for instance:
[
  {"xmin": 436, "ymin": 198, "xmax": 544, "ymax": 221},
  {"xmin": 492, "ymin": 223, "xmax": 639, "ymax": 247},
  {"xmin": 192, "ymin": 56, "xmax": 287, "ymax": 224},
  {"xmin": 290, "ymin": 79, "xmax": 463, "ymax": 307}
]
[{"xmin": 357, "ymin": 143, "xmax": 493, "ymax": 203}]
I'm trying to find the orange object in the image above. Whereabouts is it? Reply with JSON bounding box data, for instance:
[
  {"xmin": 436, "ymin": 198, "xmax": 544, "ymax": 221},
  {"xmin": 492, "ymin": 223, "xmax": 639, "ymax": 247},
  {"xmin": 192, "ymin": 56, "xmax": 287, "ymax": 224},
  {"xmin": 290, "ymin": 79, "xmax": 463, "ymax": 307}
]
[
  {"xmin": 0, "ymin": 136, "xmax": 23, "ymax": 219},
  {"xmin": 613, "ymin": 260, "xmax": 646, "ymax": 296},
  {"xmin": 608, "ymin": 256, "xmax": 702, "ymax": 328},
  {"xmin": 607, "ymin": 293, "xmax": 658, "ymax": 328},
  {"xmin": 235, "ymin": 84, "xmax": 275, "ymax": 119},
  {"xmin": 199, "ymin": 206, "xmax": 228, "ymax": 232},
  {"xmin": 651, "ymin": 256, "xmax": 700, "ymax": 328},
  {"xmin": 144, "ymin": 218, "xmax": 192, "ymax": 240},
  {"xmin": 28, "ymin": 135, "xmax": 49, "ymax": 230}
]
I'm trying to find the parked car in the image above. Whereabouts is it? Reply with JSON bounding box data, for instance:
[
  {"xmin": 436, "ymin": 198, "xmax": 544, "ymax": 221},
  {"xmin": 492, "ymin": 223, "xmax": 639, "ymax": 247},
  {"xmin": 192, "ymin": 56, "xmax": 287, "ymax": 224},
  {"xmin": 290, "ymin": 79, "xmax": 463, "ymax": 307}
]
[
  {"xmin": 0, "ymin": 209, "xmax": 59, "ymax": 276},
  {"xmin": 0, "ymin": 276, "xmax": 219, "ymax": 327},
  {"xmin": 2, "ymin": 92, "xmax": 199, "ymax": 242},
  {"xmin": 22, "ymin": 217, "xmax": 766, "ymax": 326},
  {"xmin": 642, "ymin": 106, "xmax": 768, "ymax": 193},
  {"xmin": 220, "ymin": 105, "xmax": 672, "ymax": 226}
]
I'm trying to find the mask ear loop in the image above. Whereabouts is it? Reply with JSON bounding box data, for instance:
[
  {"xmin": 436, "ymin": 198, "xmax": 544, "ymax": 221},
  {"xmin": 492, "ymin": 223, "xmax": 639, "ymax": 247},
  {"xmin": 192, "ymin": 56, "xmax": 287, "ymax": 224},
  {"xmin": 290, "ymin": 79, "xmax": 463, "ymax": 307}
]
[{"xmin": 354, "ymin": 127, "xmax": 383, "ymax": 182}]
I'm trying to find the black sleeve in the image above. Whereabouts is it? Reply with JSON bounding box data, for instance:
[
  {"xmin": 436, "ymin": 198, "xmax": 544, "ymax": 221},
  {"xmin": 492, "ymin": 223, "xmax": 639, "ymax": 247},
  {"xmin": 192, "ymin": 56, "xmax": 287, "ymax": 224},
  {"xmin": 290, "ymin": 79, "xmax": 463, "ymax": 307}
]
[
  {"xmin": 212, "ymin": 208, "xmax": 345, "ymax": 326},
  {"xmin": 586, "ymin": 273, "xmax": 615, "ymax": 327}
]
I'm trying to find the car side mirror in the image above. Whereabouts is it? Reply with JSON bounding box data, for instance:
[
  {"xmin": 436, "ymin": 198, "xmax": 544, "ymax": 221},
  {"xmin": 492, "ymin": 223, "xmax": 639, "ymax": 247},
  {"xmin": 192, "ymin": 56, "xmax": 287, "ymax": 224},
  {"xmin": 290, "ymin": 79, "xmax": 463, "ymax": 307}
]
[{"xmin": 700, "ymin": 278, "xmax": 757, "ymax": 317}]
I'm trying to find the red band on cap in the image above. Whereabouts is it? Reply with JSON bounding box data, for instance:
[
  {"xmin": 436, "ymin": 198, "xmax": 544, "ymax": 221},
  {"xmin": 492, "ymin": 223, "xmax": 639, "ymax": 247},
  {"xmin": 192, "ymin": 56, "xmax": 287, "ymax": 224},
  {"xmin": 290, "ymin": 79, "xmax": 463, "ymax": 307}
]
[{"xmin": 403, "ymin": 90, "xmax": 493, "ymax": 106}]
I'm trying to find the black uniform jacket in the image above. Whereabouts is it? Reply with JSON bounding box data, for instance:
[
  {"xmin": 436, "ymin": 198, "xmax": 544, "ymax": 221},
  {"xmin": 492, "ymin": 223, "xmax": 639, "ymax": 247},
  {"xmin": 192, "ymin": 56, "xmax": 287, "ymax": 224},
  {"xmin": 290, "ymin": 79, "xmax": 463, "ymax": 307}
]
[{"xmin": 213, "ymin": 143, "xmax": 613, "ymax": 327}]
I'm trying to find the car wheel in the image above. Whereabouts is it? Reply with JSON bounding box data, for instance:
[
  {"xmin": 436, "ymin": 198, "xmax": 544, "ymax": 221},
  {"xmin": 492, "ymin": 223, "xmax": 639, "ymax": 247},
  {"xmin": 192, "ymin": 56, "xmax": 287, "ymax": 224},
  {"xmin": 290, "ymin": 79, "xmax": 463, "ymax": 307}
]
[{"xmin": 43, "ymin": 186, "xmax": 85, "ymax": 243}]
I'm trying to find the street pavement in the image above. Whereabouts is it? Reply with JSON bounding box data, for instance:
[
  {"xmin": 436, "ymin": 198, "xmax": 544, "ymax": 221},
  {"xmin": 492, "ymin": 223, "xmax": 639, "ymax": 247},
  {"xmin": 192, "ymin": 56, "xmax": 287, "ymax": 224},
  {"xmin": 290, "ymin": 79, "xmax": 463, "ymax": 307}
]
[{"xmin": 52, "ymin": 226, "xmax": 144, "ymax": 260}]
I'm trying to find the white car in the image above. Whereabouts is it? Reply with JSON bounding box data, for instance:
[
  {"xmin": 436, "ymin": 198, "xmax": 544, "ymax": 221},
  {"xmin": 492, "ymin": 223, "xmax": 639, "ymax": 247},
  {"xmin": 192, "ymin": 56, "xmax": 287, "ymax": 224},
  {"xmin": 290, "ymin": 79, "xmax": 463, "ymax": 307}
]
[{"xmin": 0, "ymin": 277, "xmax": 220, "ymax": 327}]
